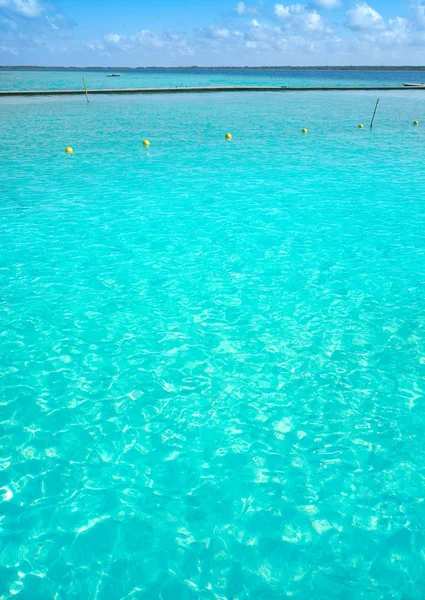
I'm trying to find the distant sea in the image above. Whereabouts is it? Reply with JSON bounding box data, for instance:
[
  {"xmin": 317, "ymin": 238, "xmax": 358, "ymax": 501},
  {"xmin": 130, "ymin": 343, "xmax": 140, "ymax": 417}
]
[{"xmin": 0, "ymin": 67, "xmax": 424, "ymax": 91}]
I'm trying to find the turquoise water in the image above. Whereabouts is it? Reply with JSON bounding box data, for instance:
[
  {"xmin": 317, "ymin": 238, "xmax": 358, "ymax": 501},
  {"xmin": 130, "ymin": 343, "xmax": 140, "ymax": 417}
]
[
  {"xmin": 1, "ymin": 68, "xmax": 425, "ymax": 91},
  {"xmin": 1, "ymin": 88, "xmax": 425, "ymax": 598}
]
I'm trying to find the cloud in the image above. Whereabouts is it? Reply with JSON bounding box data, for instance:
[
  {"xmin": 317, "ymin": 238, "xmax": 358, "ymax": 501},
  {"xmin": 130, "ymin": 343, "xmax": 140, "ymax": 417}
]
[
  {"xmin": 238, "ymin": 16, "xmax": 339, "ymax": 55},
  {"xmin": 0, "ymin": 0, "xmax": 42, "ymax": 17},
  {"xmin": 133, "ymin": 29, "xmax": 164, "ymax": 48},
  {"xmin": 163, "ymin": 30, "xmax": 194, "ymax": 55},
  {"xmin": 104, "ymin": 33, "xmax": 122, "ymax": 45},
  {"xmin": 0, "ymin": 16, "xmax": 17, "ymax": 29},
  {"xmin": 207, "ymin": 26, "xmax": 230, "ymax": 38},
  {"xmin": 0, "ymin": 43, "xmax": 18, "ymax": 53},
  {"xmin": 99, "ymin": 28, "xmax": 196, "ymax": 56},
  {"xmin": 410, "ymin": 3, "xmax": 425, "ymax": 30},
  {"xmin": 92, "ymin": 4, "xmax": 346, "ymax": 63},
  {"xmin": 103, "ymin": 30, "xmax": 164, "ymax": 50},
  {"xmin": 0, "ymin": 0, "xmax": 74, "ymax": 59},
  {"xmin": 346, "ymin": 3, "xmax": 385, "ymax": 31},
  {"xmin": 235, "ymin": 1, "xmax": 247, "ymax": 14},
  {"xmin": 343, "ymin": 1, "xmax": 425, "ymax": 51},
  {"xmin": 313, "ymin": 0, "xmax": 340, "ymax": 8},
  {"xmin": 45, "ymin": 15, "xmax": 59, "ymax": 30},
  {"xmin": 372, "ymin": 16, "xmax": 409, "ymax": 46},
  {"xmin": 234, "ymin": 1, "xmax": 256, "ymax": 15},
  {"xmin": 5, "ymin": 0, "xmax": 425, "ymax": 66},
  {"xmin": 45, "ymin": 42, "xmax": 68, "ymax": 54},
  {"xmin": 87, "ymin": 41, "xmax": 105, "ymax": 52},
  {"xmin": 274, "ymin": 3, "xmax": 325, "ymax": 31},
  {"xmin": 343, "ymin": 8, "xmax": 425, "ymax": 54}
]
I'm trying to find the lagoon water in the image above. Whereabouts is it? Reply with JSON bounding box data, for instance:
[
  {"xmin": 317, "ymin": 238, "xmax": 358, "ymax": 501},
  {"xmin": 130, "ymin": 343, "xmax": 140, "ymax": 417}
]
[
  {"xmin": 1, "ymin": 67, "xmax": 425, "ymax": 91},
  {"xmin": 1, "ymin": 73, "xmax": 425, "ymax": 598}
]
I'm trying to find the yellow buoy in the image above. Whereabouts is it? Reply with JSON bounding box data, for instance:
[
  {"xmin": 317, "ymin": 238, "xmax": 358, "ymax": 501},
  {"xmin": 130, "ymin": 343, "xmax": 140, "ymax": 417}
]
[
  {"xmin": 413, "ymin": 120, "xmax": 419, "ymax": 125},
  {"xmin": 65, "ymin": 146, "xmax": 73, "ymax": 154},
  {"xmin": 302, "ymin": 128, "xmax": 308, "ymax": 134},
  {"xmin": 225, "ymin": 133, "xmax": 232, "ymax": 140},
  {"xmin": 359, "ymin": 124, "xmax": 364, "ymax": 129},
  {"xmin": 143, "ymin": 140, "xmax": 150, "ymax": 147}
]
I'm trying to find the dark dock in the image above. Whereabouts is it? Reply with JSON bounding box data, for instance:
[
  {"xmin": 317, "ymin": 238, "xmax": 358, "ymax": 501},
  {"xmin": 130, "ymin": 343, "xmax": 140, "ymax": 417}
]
[{"xmin": 1, "ymin": 85, "xmax": 424, "ymax": 97}]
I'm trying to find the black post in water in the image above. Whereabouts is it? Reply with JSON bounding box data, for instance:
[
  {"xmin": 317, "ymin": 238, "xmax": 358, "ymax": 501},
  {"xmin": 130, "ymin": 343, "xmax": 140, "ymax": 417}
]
[{"xmin": 370, "ymin": 99, "xmax": 380, "ymax": 129}]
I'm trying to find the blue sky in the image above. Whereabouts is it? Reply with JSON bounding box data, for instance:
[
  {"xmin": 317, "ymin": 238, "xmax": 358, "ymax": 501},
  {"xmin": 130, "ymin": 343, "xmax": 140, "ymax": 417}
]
[{"xmin": 1, "ymin": 0, "xmax": 425, "ymax": 66}]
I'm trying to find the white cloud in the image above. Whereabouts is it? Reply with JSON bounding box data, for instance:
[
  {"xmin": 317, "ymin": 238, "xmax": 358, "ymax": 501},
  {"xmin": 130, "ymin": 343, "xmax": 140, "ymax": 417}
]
[
  {"xmin": 100, "ymin": 28, "xmax": 196, "ymax": 55},
  {"xmin": 0, "ymin": 43, "xmax": 18, "ymax": 53},
  {"xmin": 343, "ymin": 2, "xmax": 425, "ymax": 51},
  {"xmin": 104, "ymin": 33, "xmax": 122, "ymax": 45},
  {"xmin": 374, "ymin": 16, "xmax": 409, "ymax": 46},
  {"xmin": 207, "ymin": 26, "xmax": 230, "ymax": 38},
  {"xmin": 133, "ymin": 29, "xmax": 164, "ymax": 48},
  {"xmin": 0, "ymin": 0, "xmax": 42, "ymax": 17},
  {"xmin": 103, "ymin": 30, "xmax": 164, "ymax": 51},
  {"xmin": 346, "ymin": 3, "xmax": 385, "ymax": 31},
  {"xmin": 410, "ymin": 4, "xmax": 425, "ymax": 30},
  {"xmin": 245, "ymin": 20, "xmax": 281, "ymax": 46},
  {"xmin": 46, "ymin": 42, "xmax": 67, "ymax": 54},
  {"xmin": 240, "ymin": 17, "xmax": 338, "ymax": 54},
  {"xmin": 344, "ymin": 9, "xmax": 425, "ymax": 55},
  {"xmin": 45, "ymin": 15, "xmax": 58, "ymax": 30},
  {"xmin": 234, "ymin": 1, "xmax": 257, "ymax": 15},
  {"xmin": 87, "ymin": 41, "xmax": 105, "ymax": 52},
  {"xmin": 274, "ymin": 4, "xmax": 290, "ymax": 18},
  {"xmin": 0, "ymin": 16, "xmax": 17, "ymax": 29},
  {"xmin": 163, "ymin": 30, "xmax": 194, "ymax": 55},
  {"xmin": 10, "ymin": 0, "xmax": 425, "ymax": 66},
  {"xmin": 0, "ymin": 0, "xmax": 73, "ymax": 60},
  {"xmin": 313, "ymin": 0, "xmax": 340, "ymax": 8},
  {"xmin": 274, "ymin": 3, "xmax": 325, "ymax": 31}
]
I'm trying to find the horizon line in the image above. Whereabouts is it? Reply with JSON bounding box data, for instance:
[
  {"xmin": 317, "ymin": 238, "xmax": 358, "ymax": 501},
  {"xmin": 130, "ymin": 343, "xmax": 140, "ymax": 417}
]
[{"xmin": 1, "ymin": 65, "xmax": 425, "ymax": 71}]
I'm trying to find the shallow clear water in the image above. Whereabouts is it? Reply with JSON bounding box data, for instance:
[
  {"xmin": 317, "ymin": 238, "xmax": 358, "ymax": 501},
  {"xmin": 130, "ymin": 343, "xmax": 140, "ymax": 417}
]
[
  {"xmin": 1, "ymin": 68, "xmax": 425, "ymax": 91},
  {"xmin": 1, "ymin": 89, "xmax": 425, "ymax": 599}
]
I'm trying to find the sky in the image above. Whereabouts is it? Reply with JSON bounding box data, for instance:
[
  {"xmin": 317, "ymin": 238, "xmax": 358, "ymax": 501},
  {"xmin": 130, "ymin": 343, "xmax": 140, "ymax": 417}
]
[{"xmin": 1, "ymin": 0, "xmax": 425, "ymax": 66}]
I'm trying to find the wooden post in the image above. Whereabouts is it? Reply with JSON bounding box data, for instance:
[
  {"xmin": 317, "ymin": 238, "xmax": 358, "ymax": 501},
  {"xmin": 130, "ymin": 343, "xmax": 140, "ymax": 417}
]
[
  {"xmin": 82, "ymin": 76, "xmax": 89, "ymax": 103},
  {"xmin": 370, "ymin": 99, "xmax": 379, "ymax": 129}
]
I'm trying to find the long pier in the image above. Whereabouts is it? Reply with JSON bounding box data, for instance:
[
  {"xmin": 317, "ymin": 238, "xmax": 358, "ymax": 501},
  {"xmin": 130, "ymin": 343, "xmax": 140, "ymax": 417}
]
[{"xmin": 0, "ymin": 85, "xmax": 424, "ymax": 97}]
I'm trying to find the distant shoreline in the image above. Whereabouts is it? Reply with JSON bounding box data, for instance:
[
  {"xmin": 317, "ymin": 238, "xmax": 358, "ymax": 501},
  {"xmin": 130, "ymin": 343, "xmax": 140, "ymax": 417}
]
[{"xmin": 1, "ymin": 66, "xmax": 425, "ymax": 72}]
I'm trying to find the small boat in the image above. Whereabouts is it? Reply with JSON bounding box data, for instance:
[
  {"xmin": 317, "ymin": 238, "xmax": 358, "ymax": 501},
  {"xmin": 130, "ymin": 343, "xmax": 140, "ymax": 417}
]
[
  {"xmin": 403, "ymin": 83, "xmax": 425, "ymax": 88},
  {"xmin": 107, "ymin": 73, "xmax": 120, "ymax": 77}
]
